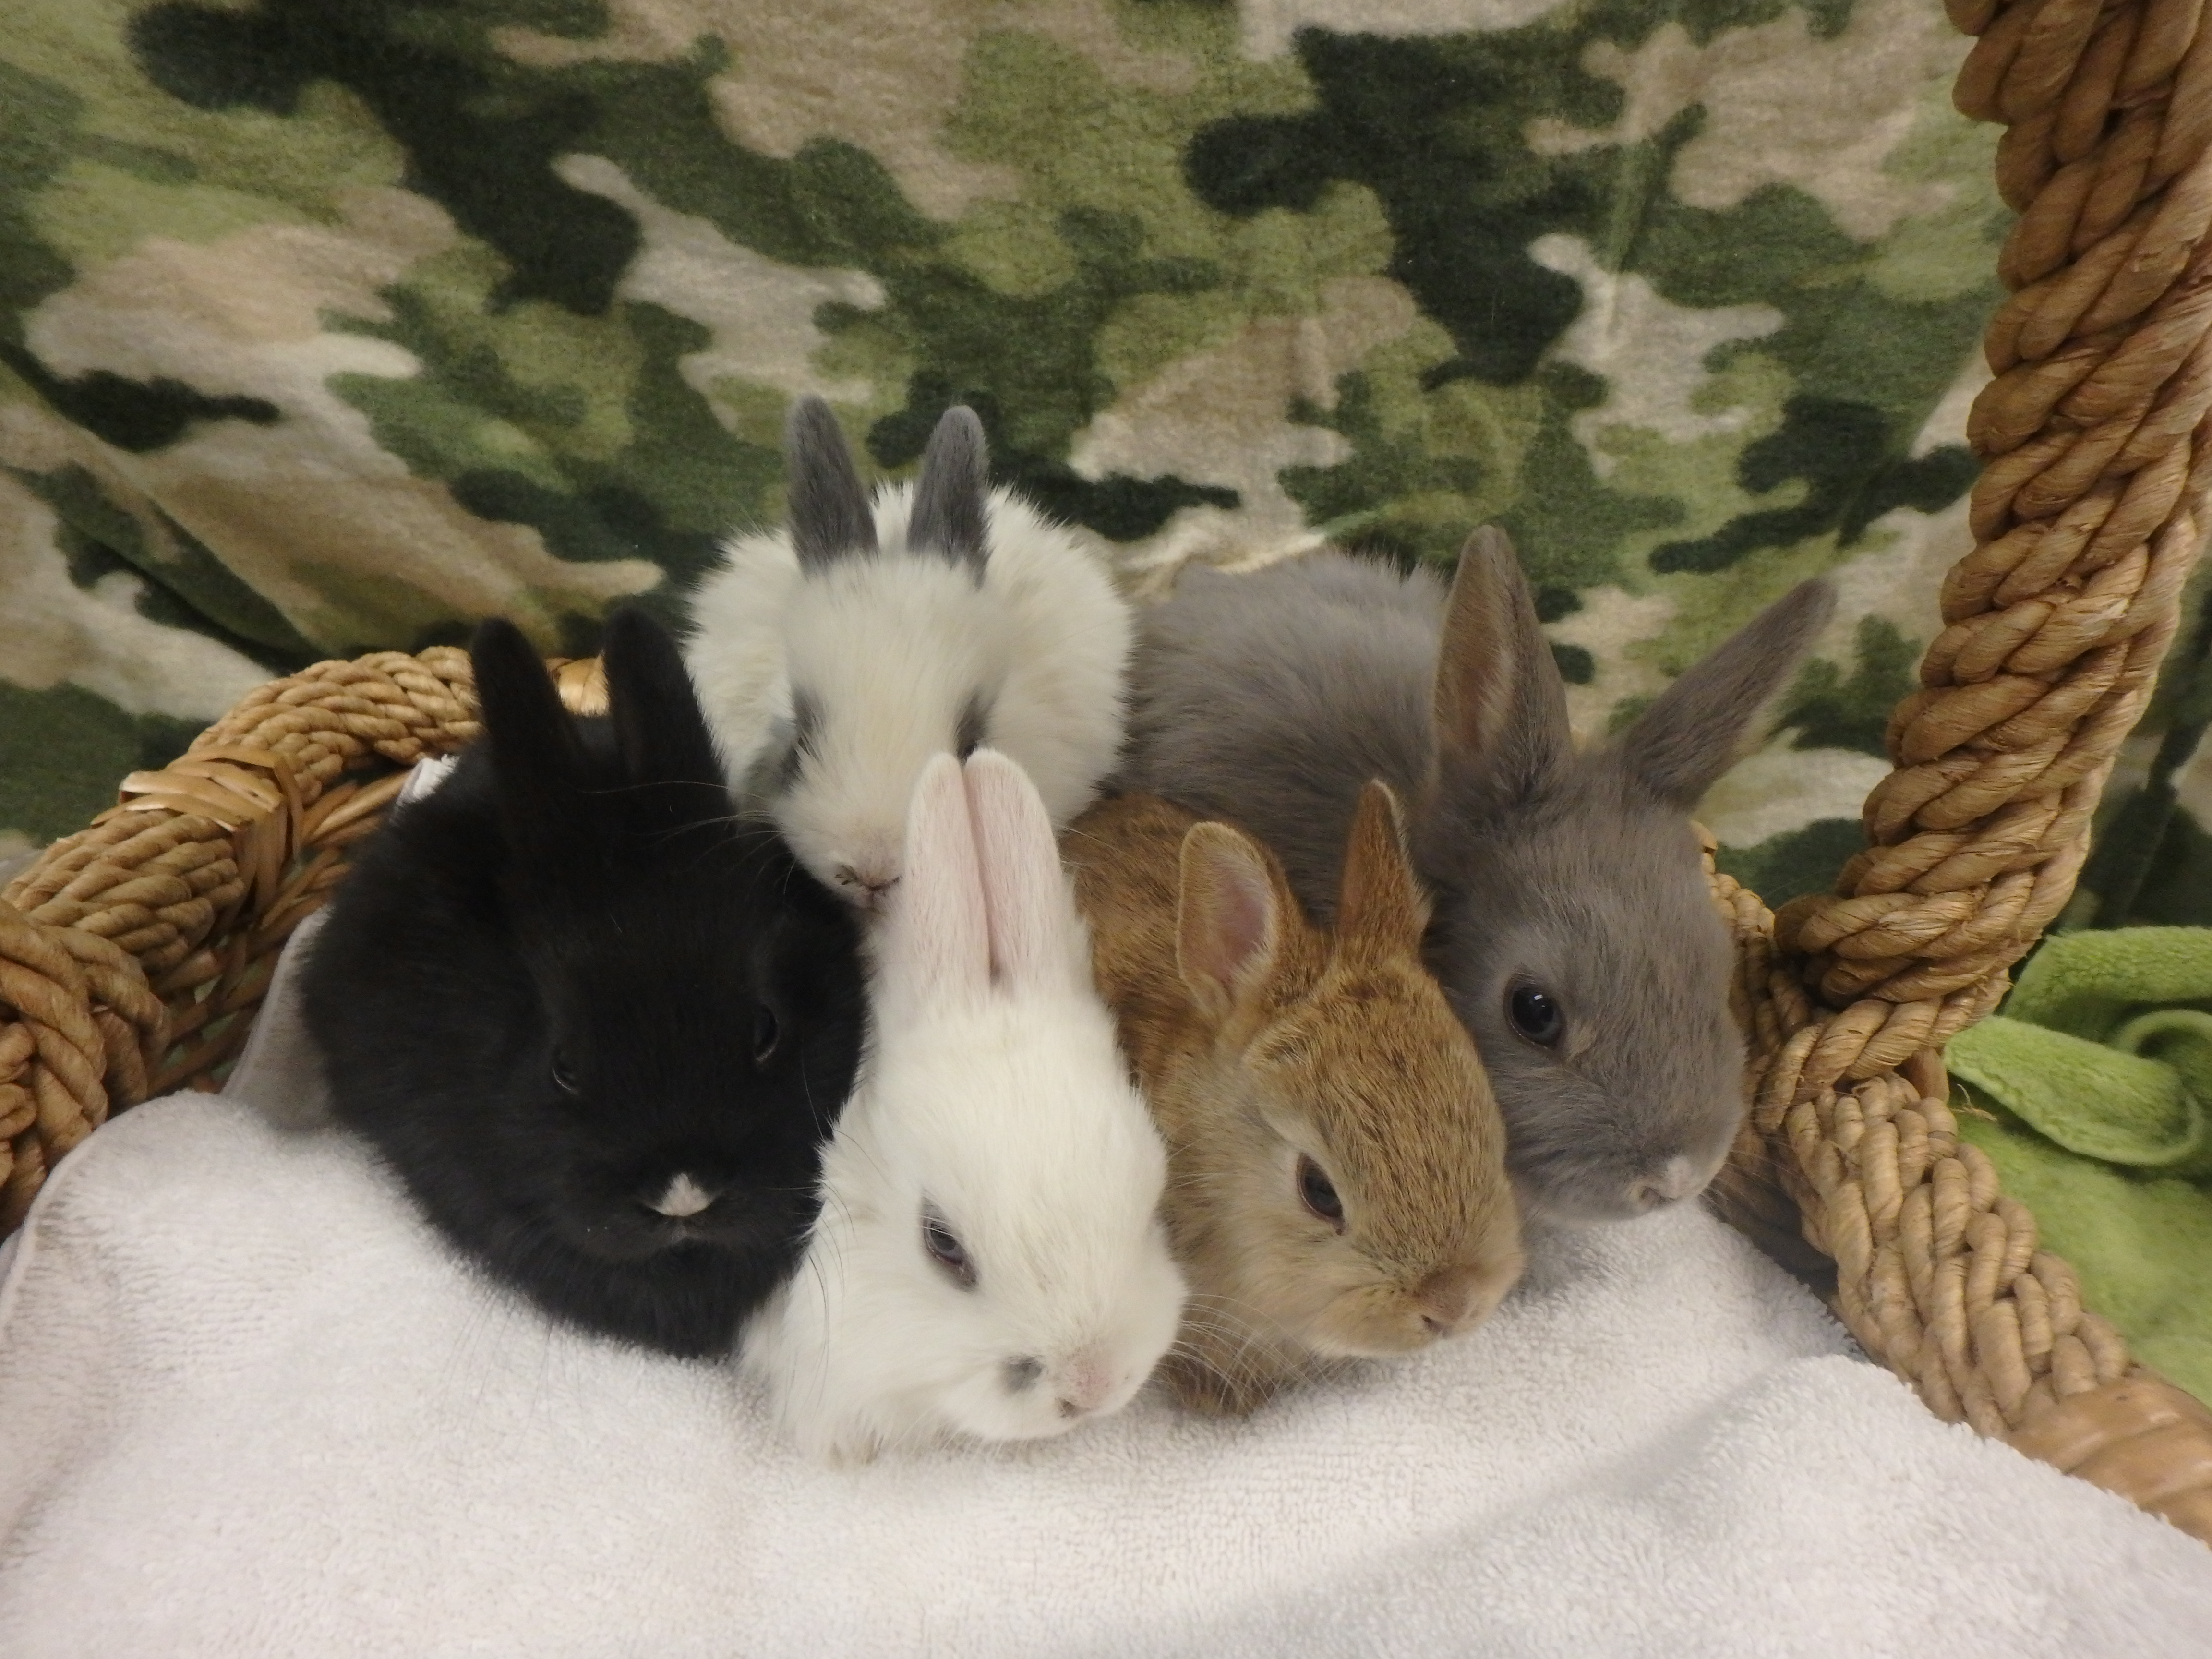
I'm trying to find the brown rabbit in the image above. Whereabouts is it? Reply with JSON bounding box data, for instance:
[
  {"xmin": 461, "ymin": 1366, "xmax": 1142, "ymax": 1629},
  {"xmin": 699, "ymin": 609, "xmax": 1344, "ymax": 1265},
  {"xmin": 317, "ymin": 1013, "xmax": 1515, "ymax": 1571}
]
[{"xmin": 1064, "ymin": 782, "xmax": 1523, "ymax": 1415}]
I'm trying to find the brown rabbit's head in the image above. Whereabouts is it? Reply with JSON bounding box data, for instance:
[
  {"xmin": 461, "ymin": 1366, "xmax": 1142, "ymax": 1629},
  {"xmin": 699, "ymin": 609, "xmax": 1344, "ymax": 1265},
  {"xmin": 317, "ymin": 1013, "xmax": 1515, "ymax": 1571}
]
[{"xmin": 1156, "ymin": 782, "xmax": 1523, "ymax": 1403}]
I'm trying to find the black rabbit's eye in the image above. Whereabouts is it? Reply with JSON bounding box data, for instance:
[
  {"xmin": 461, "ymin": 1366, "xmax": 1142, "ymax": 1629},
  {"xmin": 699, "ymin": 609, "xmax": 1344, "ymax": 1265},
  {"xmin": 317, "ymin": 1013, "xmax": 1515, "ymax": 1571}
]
[
  {"xmin": 550, "ymin": 1050, "xmax": 580, "ymax": 1094},
  {"xmin": 752, "ymin": 1005, "xmax": 782, "ymax": 1066},
  {"xmin": 1297, "ymin": 1155, "xmax": 1346, "ymax": 1230},
  {"xmin": 921, "ymin": 1204, "xmax": 976, "ymax": 1289},
  {"xmin": 1506, "ymin": 981, "xmax": 1565, "ymax": 1047}
]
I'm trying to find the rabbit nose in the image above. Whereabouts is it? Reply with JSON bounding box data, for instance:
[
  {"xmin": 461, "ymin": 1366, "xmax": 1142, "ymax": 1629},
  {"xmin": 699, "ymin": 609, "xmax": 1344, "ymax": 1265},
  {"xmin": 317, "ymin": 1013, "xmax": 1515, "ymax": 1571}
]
[
  {"xmin": 832, "ymin": 865, "xmax": 901, "ymax": 907},
  {"xmin": 1412, "ymin": 1263, "xmax": 1488, "ymax": 1336},
  {"xmin": 1626, "ymin": 1156, "xmax": 1699, "ymax": 1213},
  {"xmin": 1053, "ymin": 1349, "xmax": 1115, "ymax": 1419},
  {"xmin": 644, "ymin": 1172, "xmax": 717, "ymax": 1219}
]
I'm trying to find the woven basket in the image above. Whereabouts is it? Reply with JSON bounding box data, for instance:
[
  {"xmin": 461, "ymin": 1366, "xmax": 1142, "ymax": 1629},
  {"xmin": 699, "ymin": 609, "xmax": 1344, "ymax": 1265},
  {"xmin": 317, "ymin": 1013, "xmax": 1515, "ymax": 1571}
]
[{"xmin": 9, "ymin": 0, "xmax": 2212, "ymax": 1546}]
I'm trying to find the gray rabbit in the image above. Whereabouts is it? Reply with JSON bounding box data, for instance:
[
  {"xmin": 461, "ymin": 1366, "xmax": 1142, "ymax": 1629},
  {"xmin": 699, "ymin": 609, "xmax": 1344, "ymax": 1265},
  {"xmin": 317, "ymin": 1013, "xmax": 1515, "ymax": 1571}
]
[{"xmin": 1120, "ymin": 530, "xmax": 1834, "ymax": 1226}]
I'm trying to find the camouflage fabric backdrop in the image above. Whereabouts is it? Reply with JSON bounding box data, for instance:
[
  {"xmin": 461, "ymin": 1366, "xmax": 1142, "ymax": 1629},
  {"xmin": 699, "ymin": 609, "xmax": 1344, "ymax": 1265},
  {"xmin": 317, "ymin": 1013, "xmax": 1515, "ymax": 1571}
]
[{"xmin": 3, "ymin": 0, "xmax": 2209, "ymax": 927}]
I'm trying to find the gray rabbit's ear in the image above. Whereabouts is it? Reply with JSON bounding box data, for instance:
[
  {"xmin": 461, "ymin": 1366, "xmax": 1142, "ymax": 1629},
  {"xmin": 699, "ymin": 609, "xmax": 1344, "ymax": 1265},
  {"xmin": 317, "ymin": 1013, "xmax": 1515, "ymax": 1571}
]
[
  {"xmin": 1433, "ymin": 527, "xmax": 1572, "ymax": 804},
  {"xmin": 1609, "ymin": 578, "xmax": 1835, "ymax": 811},
  {"xmin": 785, "ymin": 396, "xmax": 878, "ymax": 573},
  {"xmin": 906, "ymin": 405, "xmax": 989, "ymax": 580}
]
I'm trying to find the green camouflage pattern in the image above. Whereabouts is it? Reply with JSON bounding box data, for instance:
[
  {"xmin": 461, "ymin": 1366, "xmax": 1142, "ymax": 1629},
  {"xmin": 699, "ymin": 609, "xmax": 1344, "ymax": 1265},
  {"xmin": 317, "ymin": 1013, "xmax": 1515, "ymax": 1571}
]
[{"xmin": 2, "ymin": 0, "xmax": 2206, "ymax": 926}]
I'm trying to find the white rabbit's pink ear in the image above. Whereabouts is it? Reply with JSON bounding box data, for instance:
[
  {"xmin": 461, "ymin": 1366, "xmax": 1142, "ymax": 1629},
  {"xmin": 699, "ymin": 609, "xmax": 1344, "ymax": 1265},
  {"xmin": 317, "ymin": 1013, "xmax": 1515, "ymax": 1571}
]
[
  {"xmin": 883, "ymin": 752, "xmax": 991, "ymax": 1004},
  {"xmin": 962, "ymin": 748, "xmax": 1085, "ymax": 996}
]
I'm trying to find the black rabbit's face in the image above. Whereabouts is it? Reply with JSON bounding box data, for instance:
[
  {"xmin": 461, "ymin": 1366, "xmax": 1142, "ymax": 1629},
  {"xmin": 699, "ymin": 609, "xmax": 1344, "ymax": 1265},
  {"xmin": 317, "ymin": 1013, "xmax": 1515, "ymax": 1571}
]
[{"xmin": 499, "ymin": 843, "xmax": 867, "ymax": 1269}]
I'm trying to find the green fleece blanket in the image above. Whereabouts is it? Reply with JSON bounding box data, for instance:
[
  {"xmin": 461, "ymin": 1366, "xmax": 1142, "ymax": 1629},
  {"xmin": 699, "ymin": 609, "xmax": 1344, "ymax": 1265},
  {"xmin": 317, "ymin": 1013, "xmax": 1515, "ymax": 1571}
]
[
  {"xmin": 1948, "ymin": 929, "xmax": 2212, "ymax": 1403},
  {"xmin": 8, "ymin": 0, "xmax": 2212, "ymax": 930},
  {"xmin": 2, "ymin": 0, "xmax": 2169, "ymax": 917}
]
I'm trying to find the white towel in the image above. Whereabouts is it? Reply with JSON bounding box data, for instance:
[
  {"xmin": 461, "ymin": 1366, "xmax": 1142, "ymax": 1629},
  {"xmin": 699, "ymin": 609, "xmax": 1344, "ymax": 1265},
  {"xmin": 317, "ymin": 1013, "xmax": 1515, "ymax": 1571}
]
[{"xmin": 1, "ymin": 922, "xmax": 2208, "ymax": 1656}]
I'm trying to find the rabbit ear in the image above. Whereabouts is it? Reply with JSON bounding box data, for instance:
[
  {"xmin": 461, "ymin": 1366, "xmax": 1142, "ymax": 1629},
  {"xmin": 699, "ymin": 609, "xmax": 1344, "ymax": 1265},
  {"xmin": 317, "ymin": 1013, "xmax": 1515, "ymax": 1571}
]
[
  {"xmin": 1334, "ymin": 780, "xmax": 1429, "ymax": 963},
  {"xmin": 1175, "ymin": 822, "xmax": 1286, "ymax": 1023},
  {"xmin": 906, "ymin": 405, "xmax": 989, "ymax": 580},
  {"xmin": 471, "ymin": 617, "xmax": 584, "ymax": 794},
  {"xmin": 1433, "ymin": 527, "xmax": 1572, "ymax": 804},
  {"xmin": 962, "ymin": 748, "xmax": 1084, "ymax": 996},
  {"xmin": 599, "ymin": 607, "xmax": 724, "ymax": 793},
  {"xmin": 785, "ymin": 396, "xmax": 878, "ymax": 575},
  {"xmin": 883, "ymin": 753, "xmax": 992, "ymax": 1006},
  {"xmin": 1607, "ymin": 578, "xmax": 1835, "ymax": 810}
]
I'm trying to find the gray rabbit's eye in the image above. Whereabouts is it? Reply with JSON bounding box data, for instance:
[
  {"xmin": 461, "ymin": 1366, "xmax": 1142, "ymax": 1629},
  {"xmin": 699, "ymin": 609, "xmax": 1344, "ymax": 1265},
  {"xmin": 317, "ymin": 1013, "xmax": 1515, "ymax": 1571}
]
[
  {"xmin": 1297, "ymin": 1155, "xmax": 1346, "ymax": 1230},
  {"xmin": 1506, "ymin": 981, "xmax": 1564, "ymax": 1047},
  {"xmin": 921, "ymin": 1202, "xmax": 976, "ymax": 1289}
]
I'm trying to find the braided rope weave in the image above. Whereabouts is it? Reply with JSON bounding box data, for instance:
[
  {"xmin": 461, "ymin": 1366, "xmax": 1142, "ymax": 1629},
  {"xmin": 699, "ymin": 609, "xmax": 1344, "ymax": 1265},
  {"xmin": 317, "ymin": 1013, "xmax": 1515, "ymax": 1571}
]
[
  {"xmin": 1698, "ymin": 0, "xmax": 2212, "ymax": 1540},
  {"xmin": 5, "ymin": 0, "xmax": 2212, "ymax": 1546}
]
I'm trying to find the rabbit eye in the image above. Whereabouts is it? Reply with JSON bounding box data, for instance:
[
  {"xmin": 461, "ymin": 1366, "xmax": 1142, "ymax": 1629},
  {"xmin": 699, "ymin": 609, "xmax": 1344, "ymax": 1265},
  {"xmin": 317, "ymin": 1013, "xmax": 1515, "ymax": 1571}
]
[
  {"xmin": 1297, "ymin": 1155, "xmax": 1346, "ymax": 1230},
  {"xmin": 1506, "ymin": 981, "xmax": 1564, "ymax": 1048},
  {"xmin": 751, "ymin": 1005, "xmax": 781, "ymax": 1066},
  {"xmin": 921, "ymin": 1204, "xmax": 976, "ymax": 1289},
  {"xmin": 550, "ymin": 1050, "xmax": 580, "ymax": 1095}
]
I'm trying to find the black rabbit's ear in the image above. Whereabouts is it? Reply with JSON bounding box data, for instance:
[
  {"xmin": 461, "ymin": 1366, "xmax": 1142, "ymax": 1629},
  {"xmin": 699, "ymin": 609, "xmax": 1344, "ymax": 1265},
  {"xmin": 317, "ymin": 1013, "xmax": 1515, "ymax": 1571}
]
[
  {"xmin": 785, "ymin": 396, "xmax": 878, "ymax": 574},
  {"xmin": 1608, "ymin": 579, "xmax": 1834, "ymax": 811},
  {"xmin": 906, "ymin": 405, "xmax": 988, "ymax": 580},
  {"xmin": 1432, "ymin": 527, "xmax": 1571, "ymax": 806},
  {"xmin": 600, "ymin": 607, "xmax": 726, "ymax": 792},
  {"xmin": 471, "ymin": 617, "xmax": 584, "ymax": 797}
]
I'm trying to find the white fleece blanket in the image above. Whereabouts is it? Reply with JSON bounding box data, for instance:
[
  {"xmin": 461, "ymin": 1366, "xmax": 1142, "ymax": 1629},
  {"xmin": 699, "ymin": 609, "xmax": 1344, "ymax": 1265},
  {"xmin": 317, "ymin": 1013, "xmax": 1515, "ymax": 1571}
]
[{"xmin": 1, "ymin": 921, "xmax": 2209, "ymax": 1657}]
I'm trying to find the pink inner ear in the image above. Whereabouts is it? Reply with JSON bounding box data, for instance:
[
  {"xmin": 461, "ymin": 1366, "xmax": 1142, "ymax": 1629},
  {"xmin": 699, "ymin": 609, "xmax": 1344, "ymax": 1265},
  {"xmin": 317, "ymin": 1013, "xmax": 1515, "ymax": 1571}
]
[
  {"xmin": 1184, "ymin": 837, "xmax": 1276, "ymax": 993},
  {"xmin": 885, "ymin": 752, "xmax": 991, "ymax": 1002},
  {"xmin": 962, "ymin": 749, "xmax": 1070, "ymax": 993}
]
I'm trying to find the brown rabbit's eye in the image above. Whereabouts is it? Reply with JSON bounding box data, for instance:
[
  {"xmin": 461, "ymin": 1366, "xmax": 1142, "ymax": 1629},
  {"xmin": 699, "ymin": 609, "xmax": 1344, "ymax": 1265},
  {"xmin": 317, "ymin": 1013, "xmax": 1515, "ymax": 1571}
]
[
  {"xmin": 550, "ymin": 1050, "xmax": 580, "ymax": 1095},
  {"xmin": 1506, "ymin": 981, "xmax": 1565, "ymax": 1048},
  {"xmin": 921, "ymin": 1204, "xmax": 976, "ymax": 1289},
  {"xmin": 1297, "ymin": 1155, "xmax": 1346, "ymax": 1230},
  {"xmin": 752, "ymin": 1005, "xmax": 781, "ymax": 1066}
]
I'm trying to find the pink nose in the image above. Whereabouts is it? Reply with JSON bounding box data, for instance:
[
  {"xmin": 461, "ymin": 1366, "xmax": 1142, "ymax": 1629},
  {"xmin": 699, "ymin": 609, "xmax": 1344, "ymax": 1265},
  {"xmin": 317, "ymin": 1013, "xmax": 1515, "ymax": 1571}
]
[
  {"xmin": 1625, "ymin": 1155, "xmax": 1701, "ymax": 1212},
  {"xmin": 833, "ymin": 866, "xmax": 901, "ymax": 905},
  {"xmin": 1054, "ymin": 1351, "xmax": 1117, "ymax": 1419}
]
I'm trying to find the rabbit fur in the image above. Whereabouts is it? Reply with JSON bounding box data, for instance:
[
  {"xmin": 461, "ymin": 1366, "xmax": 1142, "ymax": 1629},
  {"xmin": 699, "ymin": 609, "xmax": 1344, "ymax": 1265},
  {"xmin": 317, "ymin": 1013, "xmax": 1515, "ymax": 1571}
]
[
  {"xmin": 1121, "ymin": 532, "xmax": 1834, "ymax": 1226},
  {"xmin": 1067, "ymin": 784, "xmax": 1523, "ymax": 1415},
  {"xmin": 745, "ymin": 749, "xmax": 1184, "ymax": 1463},
  {"xmin": 301, "ymin": 611, "xmax": 867, "ymax": 1358},
  {"xmin": 684, "ymin": 399, "xmax": 1131, "ymax": 910}
]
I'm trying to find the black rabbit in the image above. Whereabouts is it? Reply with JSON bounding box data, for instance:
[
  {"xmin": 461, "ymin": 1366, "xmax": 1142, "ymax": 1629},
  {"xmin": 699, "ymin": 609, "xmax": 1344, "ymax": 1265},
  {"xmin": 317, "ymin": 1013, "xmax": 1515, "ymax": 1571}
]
[{"xmin": 301, "ymin": 609, "xmax": 867, "ymax": 1358}]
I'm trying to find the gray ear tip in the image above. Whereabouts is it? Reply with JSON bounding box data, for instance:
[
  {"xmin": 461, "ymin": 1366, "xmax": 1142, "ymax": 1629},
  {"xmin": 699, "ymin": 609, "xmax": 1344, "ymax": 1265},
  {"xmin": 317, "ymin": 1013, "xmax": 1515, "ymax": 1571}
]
[
  {"xmin": 1456, "ymin": 525, "xmax": 1532, "ymax": 600},
  {"xmin": 1464, "ymin": 524, "xmax": 1517, "ymax": 565},
  {"xmin": 925, "ymin": 404, "xmax": 989, "ymax": 473},
  {"xmin": 1776, "ymin": 577, "xmax": 1839, "ymax": 640},
  {"xmin": 786, "ymin": 394, "xmax": 836, "ymax": 435}
]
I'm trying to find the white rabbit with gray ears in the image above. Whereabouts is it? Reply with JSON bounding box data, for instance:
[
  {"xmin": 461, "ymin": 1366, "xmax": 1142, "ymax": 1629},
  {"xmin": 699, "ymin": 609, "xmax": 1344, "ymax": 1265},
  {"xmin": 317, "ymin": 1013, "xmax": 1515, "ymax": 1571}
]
[{"xmin": 683, "ymin": 398, "xmax": 1133, "ymax": 910}]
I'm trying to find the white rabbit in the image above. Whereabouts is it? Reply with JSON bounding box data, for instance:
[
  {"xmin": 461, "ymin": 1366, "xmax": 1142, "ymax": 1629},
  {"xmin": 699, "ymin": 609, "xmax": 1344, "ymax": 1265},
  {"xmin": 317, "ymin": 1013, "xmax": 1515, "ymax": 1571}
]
[
  {"xmin": 744, "ymin": 748, "xmax": 1185, "ymax": 1465},
  {"xmin": 683, "ymin": 399, "xmax": 1132, "ymax": 910}
]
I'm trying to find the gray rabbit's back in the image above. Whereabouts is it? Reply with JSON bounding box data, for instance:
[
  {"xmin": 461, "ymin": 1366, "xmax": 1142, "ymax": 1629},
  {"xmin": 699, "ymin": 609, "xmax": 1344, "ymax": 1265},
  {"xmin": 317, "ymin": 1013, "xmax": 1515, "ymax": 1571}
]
[{"xmin": 1121, "ymin": 555, "xmax": 1441, "ymax": 925}]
